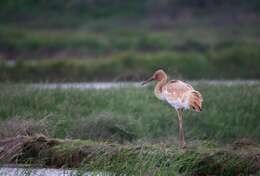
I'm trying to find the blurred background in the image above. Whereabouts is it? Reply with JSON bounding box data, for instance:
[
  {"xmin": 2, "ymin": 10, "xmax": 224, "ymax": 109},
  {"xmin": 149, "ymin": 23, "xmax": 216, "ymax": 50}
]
[{"xmin": 0, "ymin": 0, "xmax": 259, "ymax": 82}]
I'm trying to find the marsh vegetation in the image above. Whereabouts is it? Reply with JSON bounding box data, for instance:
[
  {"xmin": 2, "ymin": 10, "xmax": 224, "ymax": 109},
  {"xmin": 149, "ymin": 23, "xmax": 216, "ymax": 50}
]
[
  {"xmin": 0, "ymin": 84, "xmax": 260, "ymax": 175},
  {"xmin": 0, "ymin": 84, "xmax": 259, "ymax": 142}
]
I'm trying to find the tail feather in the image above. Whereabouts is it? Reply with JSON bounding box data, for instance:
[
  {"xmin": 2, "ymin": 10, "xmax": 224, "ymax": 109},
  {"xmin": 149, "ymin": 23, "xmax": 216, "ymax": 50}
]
[{"xmin": 189, "ymin": 90, "xmax": 203, "ymax": 112}]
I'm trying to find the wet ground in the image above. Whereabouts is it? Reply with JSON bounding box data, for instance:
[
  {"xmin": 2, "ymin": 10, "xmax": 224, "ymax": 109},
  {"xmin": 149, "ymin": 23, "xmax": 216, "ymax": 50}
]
[{"xmin": 32, "ymin": 80, "xmax": 260, "ymax": 90}]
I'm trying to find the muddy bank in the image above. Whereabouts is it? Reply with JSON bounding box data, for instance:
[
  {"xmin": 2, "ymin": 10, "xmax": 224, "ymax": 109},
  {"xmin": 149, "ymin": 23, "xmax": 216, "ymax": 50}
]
[{"xmin": 1, "ymin": 135, "xmax": 260, "ymax": 175}]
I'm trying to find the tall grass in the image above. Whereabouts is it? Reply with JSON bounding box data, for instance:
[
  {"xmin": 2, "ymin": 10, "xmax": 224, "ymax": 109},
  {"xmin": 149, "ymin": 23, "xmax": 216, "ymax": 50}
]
[{"xmin": 0, "ymin": 84, "xmax": 259, "ymax": 143}]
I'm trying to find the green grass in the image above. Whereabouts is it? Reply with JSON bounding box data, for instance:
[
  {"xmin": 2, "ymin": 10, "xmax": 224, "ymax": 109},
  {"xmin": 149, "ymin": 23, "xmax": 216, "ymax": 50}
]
[
  {"xmin": 1, "ymin": 46, "xmax": 260, "ymax": 82},
  {"xmin": 0, "ymin": 83, "xmax": 259, "ymax": 143}
]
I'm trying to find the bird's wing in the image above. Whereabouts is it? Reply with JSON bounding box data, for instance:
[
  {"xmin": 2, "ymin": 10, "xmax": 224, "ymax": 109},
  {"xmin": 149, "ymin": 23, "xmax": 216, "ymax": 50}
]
[
  {"xmin": 163, "ymin": 80, "xmax": 203, "ymax": 111},
  {"xmin": 163, "ymin": 80, "xmax": 194, "ymax": 100},
  {"xmin": 185, "ymin": 90, "xmax": 203, "ymax": 111}
]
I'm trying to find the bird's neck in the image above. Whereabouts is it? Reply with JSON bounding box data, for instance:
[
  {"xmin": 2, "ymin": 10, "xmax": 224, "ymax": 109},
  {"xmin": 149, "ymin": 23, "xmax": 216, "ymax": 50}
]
[{"xmin": 154, "ymin": 77, "xmax": 167, "ymax": 100}]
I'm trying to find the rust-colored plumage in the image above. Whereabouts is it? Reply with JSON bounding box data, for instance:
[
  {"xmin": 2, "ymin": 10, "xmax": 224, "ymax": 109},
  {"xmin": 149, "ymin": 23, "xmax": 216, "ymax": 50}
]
[{"xmin": 142, "ymin": 69, "xmax": 203, "ymax": 148}]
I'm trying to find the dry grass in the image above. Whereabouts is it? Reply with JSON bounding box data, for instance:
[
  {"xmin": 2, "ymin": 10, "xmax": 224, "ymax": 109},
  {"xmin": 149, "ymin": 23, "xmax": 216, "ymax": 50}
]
[
  {"xmin": 0, "ymin": 135, "xmax": 260, "ymax": 175},
  {"xmin": 0, "ymin": 117, "xmax": 49, "ymax": 138},
  {"xmin": 67, "ymin": 113, "xmax": 136, "ymax": 143}
]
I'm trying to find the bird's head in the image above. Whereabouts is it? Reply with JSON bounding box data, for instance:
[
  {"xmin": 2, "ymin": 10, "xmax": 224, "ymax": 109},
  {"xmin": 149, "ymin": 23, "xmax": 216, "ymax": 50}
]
[{"xmin": 141, "ymin": 69, "xmax": 167, "ymax": 86}]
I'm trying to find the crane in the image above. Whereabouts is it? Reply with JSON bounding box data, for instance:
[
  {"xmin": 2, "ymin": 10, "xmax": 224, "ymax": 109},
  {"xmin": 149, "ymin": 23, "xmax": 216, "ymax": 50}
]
[{"xmin": 142, "ymin": 69, "xmax": 203, "ymax": 148}]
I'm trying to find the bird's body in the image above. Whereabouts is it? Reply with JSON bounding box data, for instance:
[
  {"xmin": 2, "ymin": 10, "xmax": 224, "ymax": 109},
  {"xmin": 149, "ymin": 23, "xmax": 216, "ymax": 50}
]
[
  {"xmin": 142, "ymin": 69, "xmax": 203, "ymax": 148},
  {"xmin": 157, "ymin": 80, "xmax": 202, "ymax": 111}
]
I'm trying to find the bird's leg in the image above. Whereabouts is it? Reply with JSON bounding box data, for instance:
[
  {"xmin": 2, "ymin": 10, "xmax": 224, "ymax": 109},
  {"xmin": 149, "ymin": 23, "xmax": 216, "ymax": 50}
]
[{"xmin": 177, "ymin": 109, "xmax": 186, "ymax": 148}]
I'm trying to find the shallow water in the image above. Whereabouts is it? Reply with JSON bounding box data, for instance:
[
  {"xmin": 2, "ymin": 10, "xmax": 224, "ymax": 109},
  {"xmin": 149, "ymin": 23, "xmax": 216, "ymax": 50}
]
[
  {"xmin": 0, "ymin": 167, "xmax": 109, "ymax": 176},
  {"xmin": 32, "ymin": 80, "xmax": 260, "ymax": 90},
  {"xmin": 32, "ymin": 82, "xmax": 140, "ymax": 90}
]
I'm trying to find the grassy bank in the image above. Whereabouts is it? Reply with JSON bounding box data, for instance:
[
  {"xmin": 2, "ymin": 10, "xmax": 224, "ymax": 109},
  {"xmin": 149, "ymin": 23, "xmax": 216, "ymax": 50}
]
[
  {"xmin": 1, "ymin": 135, "xmax": 260, "ymax": 175},
  {"xmin": 0, "ymin": 84, "xmax": 259, "ymax": 143},
  {"xmin": 1, "ymin": 45, "xmax": 260, "ymax": 82}
]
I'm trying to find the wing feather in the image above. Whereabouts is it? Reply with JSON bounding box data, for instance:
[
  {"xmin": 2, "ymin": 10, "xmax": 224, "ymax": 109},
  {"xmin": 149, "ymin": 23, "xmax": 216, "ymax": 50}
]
[{"xmin": 162, "ymin": 80, "xmax": 203, "ymax": 112}]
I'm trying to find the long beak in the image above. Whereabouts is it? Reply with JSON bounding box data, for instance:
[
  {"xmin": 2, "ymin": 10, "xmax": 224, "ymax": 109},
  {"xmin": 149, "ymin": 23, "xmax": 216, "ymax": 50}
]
[{"xmin": 141, "ymin": 77, "xmax": 154, "ymax": 86}]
